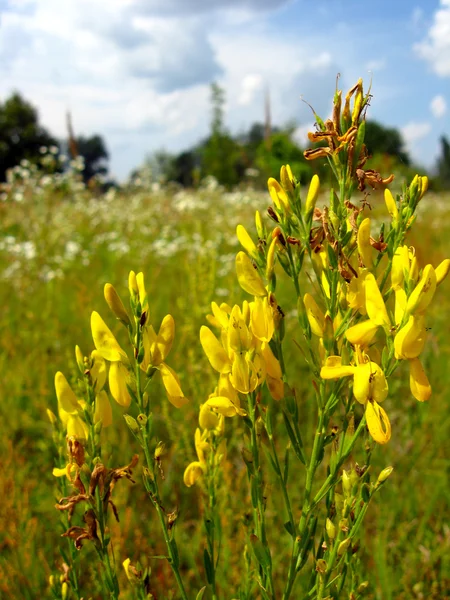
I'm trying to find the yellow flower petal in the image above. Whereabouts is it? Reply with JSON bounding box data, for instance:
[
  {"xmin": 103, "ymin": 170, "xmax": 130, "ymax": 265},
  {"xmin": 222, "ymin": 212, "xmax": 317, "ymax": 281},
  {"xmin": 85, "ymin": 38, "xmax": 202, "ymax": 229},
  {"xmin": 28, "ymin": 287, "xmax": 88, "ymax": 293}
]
[
  {"xmin": 436, "ymin": 258, "xmax": 450, "ymax": 285},
  {"xmin": 237, "ymin": 224, "xmax": 258, "ymax": 257},
  {"xmin": 305, "ymin": 174, "xmax": 320, "ymax": 216},
  {"xmin": 109, "ymin": 361, "xmax": 132, "ymax": 407},
  {"xmin": 91, "ymin": 311, "xmax": 127, "ymax": 362},
  {"xmin": 200, "ymin": 326, "xmax": 231, "ymax": 373},
  {"xmin": 394, "ymin": 314, "xmax": 426, "ymax": 360},
  {"xmin": 159, "ymin": 363, "xmax": 188, "ymax": 408},
  {"xmin": 104, "ymin": 283, "xmax": 131, "ymax": 326},
  {"xmin": 365, "ymin": 401, "xmax": 391, "ymax": 444},
  {"xmin": 406, "ymin": 264, "xmax": 436, "ymax": 315},
  {"xmin": 384, "ymin": 189, "xmax": 398, "ymax": 220},
  {"xmin": 236, "ymin": 252, "xmax": 267, "ymax": 297},
  {"xmin": 251, "ymin": 296, "xmax": 274, "ymax": 342},
  {"xmin": 199, "ymin": 403, "xmax": 221, "ymax": 430},
  {"xmin": 150, "ymin": 314, "xmax": 175, "ymax": 365},
  {"xmin": 345, "ymin": 320, "xmax": 379, "ymax": 347},
  {"xmin": 55, "ymin": 371, "xmax": 80, "ymax": 415},
  {"xmin": 353, "ymin": 362, "xmax": 388, "ymax": 405},
  {"xmin": 183, "ymin": 461, "xmax": 205, "ymax": 487},
  {"xmin": 320, "ymin": 356, "xmax": 356, "ymax": 380},
  {"xmin": 90, "ymin": 350, "xmax": 107, "ymax": 392},
  {"xmin": 409, "ymin": 357, "xmax": 432, "ymax": 402},
  {"xmin": 391, "ymin": 245, "xmax": 409, "ymax": 291},
  {"xmin": 94, "ymin": 390, "xmax": 113, "ymax": 427},
  {"xmin": 268, "ymin": 177, "xmax": 289, "ymax": 212},
  {"xmin": 394, "ymin": 288, "xmax": 407, "ymax": 326},
  {"xmin": 205, "ymin": 396, "xmax": 246, "ymax": 417},
  {"xmin": 357, "ymin": 218, "xmax": 373, "ymax": 270},
  {"xmin": 211, "ymin": 302, "xmax": 229, "ymax": 329},
  {"xmin": 303, "ymin": 293, "xmax": 325, "ymax": 337},
  {"xmin": 67, "ymin": 415, "xmax": 89, "ymax": 440},
  {"xmin": 365, "ymin": 274, "xmax": 390, "ymax": 328}
]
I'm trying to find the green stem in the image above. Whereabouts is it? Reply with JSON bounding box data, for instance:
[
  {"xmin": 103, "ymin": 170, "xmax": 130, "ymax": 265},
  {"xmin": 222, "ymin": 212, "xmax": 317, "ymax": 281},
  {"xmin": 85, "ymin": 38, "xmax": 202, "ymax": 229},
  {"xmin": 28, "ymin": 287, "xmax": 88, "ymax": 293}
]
[
  {"xmin": 247, "ymin": 392, "xmax": 275, "ymax": 598},
  {"xmin": 141, "ymin": 430, "xmax": 189, "ymax": 600},
  {"xmin": 282, "ymin": 406, "xmax": 326, "ymax": 600}
]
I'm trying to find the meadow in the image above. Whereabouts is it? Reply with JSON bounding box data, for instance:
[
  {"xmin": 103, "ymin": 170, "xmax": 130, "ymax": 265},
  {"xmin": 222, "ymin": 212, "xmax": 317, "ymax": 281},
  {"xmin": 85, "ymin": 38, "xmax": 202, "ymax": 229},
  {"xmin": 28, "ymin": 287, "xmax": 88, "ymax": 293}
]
[{"xmin": 1, "ymin": 159, "xmax": 449, "ymax": 600}]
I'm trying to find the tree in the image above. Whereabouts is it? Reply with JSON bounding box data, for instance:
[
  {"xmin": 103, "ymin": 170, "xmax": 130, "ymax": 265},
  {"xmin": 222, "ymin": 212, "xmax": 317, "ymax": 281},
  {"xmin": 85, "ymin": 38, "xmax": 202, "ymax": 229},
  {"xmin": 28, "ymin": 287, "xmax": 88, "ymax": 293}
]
[
  {"xmin": 436, "ymin": 135, "xmax": 450, "ymax": 189},
  {"xmin": 255, "ymin": 128, "xmax": 313, "ymax": 185},
  {"xmin": 0, "ymin": 92, "xmax": 57, "ymax": 181},
  {"xmin": 202, "ymin": 83, "xmax": 244, "ymax": 187},
  {"xmin": 365, "ymin": 120, "xmax": 410, "ymax": 165},
  {"xmin": 75, "ymin": 135, "xmax": 109, "ymax": 183}
]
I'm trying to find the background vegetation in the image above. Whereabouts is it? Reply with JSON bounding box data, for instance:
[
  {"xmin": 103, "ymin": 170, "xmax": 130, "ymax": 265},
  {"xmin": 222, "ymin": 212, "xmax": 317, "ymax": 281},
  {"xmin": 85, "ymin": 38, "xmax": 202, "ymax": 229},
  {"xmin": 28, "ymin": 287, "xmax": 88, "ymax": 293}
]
[{"xmin": 0, "ymin": 84, "xmax": 449, "ymax": 599}]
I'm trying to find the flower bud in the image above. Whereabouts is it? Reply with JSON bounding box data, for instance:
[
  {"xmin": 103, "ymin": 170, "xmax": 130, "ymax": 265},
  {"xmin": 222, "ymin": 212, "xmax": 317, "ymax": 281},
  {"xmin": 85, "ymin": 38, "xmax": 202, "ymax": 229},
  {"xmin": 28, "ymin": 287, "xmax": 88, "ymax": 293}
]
[
  {"xmin": 137, "ymin": 413, "xmax": 148, "ymax": 428},
  {"xmin": 104, "ymin": 283, "xmax": 131, "ymax": 326},
  {"xmin": 124, "ymin": 414, "xmax": 139, "ymax": 435},
  {"xmin": 326, "ymin": 518, "xmax": 336, "ymax": 540},
  {"xmin": 377, "ymin": 465, "xmax": 393, "ymax": 485},
  {"xmin": 75, "ymin": 345, "xmax": 85, "ymax": 373},
  {"xmin": 337, "ymin": 537, "xmax": 351, "ymax": 556},
  {"xmin": 305, "ymin": 175, "xmax": 320, "ymax": 218},
  {"xmin": 255, "ymin": 210, "xmax": 265, "ymax": 239},
  {"xmin": 46, "ymin": 409, "xmax": 57, "ymax": 425}
]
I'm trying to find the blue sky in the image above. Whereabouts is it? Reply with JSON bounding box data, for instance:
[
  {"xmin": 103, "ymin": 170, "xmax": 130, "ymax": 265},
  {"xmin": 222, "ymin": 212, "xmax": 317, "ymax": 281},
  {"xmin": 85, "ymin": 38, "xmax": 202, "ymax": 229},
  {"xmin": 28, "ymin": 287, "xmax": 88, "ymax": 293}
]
[{"xmin": 0, "ymin": 0, "xmax": 449, "ymax": 179}]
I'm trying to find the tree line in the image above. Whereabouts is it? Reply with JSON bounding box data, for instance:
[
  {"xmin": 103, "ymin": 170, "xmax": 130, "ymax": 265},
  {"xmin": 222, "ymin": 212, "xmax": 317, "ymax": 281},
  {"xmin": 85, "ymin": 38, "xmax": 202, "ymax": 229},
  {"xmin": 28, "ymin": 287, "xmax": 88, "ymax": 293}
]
[{"xmin": 1, "ymin": 85, "xmax": 450, "ymax": 189}]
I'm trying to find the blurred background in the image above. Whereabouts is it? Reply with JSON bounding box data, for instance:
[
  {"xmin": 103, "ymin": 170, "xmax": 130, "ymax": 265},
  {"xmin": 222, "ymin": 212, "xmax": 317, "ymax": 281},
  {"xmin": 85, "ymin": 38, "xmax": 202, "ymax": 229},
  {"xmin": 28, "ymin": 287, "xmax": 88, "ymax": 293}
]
[{"xmin": 0, "ymin": 1, "xmax": 449, "ymax": 599}]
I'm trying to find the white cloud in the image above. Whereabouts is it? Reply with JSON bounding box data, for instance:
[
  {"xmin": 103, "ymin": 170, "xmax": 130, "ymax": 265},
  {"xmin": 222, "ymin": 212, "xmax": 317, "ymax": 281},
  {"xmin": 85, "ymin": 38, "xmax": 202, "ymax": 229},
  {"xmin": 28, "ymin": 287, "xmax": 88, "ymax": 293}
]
[
  {"xmin": 430, "ymin": 94, "xmax": 447, "ymax": 118},
  {"xmin": 415, "ymin": 0, "xmax": 450, "ymax": 76},
  {"xmin": 238, "ymin": 74, "xmax": 263, "ymax": 106},
  {"xmin": 401, "ymin": 121, "xmax": 432, "ymax": 163}
]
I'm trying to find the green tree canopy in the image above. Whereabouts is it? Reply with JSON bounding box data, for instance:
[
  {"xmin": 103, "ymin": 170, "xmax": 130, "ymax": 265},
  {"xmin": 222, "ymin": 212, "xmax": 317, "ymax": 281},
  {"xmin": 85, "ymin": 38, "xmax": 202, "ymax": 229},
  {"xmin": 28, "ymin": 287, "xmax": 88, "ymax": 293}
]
[
  {"xmin": 0, "ymin": 92, "xmax": 57, "ymax": 181},
  {"xmin": 365, "ymin": 120, "xmax": 410, "ymax": 165},
  {"xmin": 75, "ymin": 135, "xmax": 109, "ymax": 183}
]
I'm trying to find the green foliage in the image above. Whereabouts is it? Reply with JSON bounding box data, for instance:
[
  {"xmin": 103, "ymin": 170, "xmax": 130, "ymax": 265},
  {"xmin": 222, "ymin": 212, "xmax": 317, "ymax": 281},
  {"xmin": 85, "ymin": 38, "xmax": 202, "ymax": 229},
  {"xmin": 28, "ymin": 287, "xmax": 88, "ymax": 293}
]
[
  {"xmin": 201, "ymin": 83, "xmax": 244, "ymax": 187},
  {"xmin": 365, "ymin": 120, "xmax": 410, "ymax": 166},
  {"xmin": 0, "ymin": 92, "xmax": 57, "ymax": 181},
  {"xmin": 75, "ymin": 134, "xmax": 109, "ymax": 183},
  {"xmin": 436, "ymin": 135, "xmax": 450, "ymax": 189},
  {"xmin": 255, "ymin": 129, "xmax": 312, "ymax": 185}
]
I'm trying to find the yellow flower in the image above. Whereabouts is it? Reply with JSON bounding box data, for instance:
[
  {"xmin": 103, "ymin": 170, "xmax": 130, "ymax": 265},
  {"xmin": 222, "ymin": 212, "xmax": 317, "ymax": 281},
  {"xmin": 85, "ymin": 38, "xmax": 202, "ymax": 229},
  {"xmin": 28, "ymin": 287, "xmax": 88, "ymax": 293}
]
[
  {"xmin": 91, "ymin": 311, "xmax": 127, "ymax": 362},
  {"xmin": 303, "ymin": 293, "xmax": 325, "ymax": 337},
  {"xmin": 159, "ymin": 363, "xmax": 188, "ymax": 408},
  {"xmin": 109, "ymin": 361, "xmax": 132, "ymax": 407},
  {"xmin": 365, "ymin": 274, "xmax": 390, "ymax": 328},
  {"xmin": 104, "ymin": 283, "xmax": 131, "ymax": 326},
  {"xmin": 250, "ymin": 297, "xmax": 274, "ymax": 343},
  {"xmin": 90, "ymin": 350, "xmax": 106, "ymax": 392},
  {"xmin": 394, "ymin": 314, "xmax": 426, "ymax": 360},
  {"xmin": 409, "ymin": 357, "xmax": 431, "ymax": 402},
  {"xmin": 236, "ymin": 252, "xmax": 267, "ymax": 297},
  {"xmin": 141, "ymin": 315, "xmax": 175, "ymax": 370},
  {"xmin": 183, "ymin": 428, "xmax": 208, "ymax": 487},
  {"xmin": 200, "ymin": 325, "xmax": 232, "ymax": 374},
  {"xmin": 406, "ymin": 264, "xmax": 436, "ymax": 316},
  {"xmin": 94, "ymin": 390, "xmax": 112, "ymax": 427},
  {"xmin": 268, "ymin": 177, "xmax": 290, "ymax": 213},
  {"xmin": 237, "ymin": 224, "xmax": 258, "ymax": 258},
  {"xmin": 320, "ymin": 356, "xmax": 391, "ymax": 444},
  {"xmin": 357, "ymin": 218, "xmax": 373, "ymax": 270},
  {"xmin": 305, "ymin": 174, "xmax": 320, "ymax": 218}
]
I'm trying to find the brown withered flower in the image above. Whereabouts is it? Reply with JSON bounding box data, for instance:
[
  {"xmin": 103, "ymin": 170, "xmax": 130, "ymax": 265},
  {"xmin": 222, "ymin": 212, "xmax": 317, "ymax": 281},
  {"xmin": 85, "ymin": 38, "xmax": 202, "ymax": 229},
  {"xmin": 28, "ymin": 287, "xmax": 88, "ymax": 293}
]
[
  {"xmin": 303, "ymin": 78, "xmax": 394, "ymax": 194},
  {"xmin": 62, "ymin": 509, "xmax": 100, "ymax": 551}
]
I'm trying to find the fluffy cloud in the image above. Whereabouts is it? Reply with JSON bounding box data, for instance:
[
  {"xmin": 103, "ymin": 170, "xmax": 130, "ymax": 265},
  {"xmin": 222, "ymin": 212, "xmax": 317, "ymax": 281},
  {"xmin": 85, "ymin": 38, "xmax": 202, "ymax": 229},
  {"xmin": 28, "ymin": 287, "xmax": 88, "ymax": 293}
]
[
  {"xmin": 415, "ymin": 0, "xmax": 450, "ymax": 76},
  {"xmin": 430, "ymin": 94, "xmax": 447, "ymax": 118},
  {"xmin": 401, "ymin": 121, "xmax": 432, "ymax": 163}
]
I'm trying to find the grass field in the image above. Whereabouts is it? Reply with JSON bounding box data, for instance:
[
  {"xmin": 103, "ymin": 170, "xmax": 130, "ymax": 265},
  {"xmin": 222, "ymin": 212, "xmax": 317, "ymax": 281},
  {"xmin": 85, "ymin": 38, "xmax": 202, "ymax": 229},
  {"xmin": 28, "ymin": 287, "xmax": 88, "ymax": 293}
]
[{"xmin": 1, "ymin": 171, "xmax": 449, "ymax": 600}]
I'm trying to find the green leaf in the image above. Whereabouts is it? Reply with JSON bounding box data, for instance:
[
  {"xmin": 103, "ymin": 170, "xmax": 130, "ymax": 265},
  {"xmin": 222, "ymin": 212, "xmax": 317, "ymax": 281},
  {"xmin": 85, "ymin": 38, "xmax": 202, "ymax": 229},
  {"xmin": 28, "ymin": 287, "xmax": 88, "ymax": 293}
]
[
  {"xmin": 203, "ymin": 548, "xmax": 214, "ymax": 585},
  {"xmin": 250, "ymin": 534, "xmax": 271, "ymax": 569},
  {"xmin": 196, "ymin": 587, "xmax": 207, "ymax": 600},
  {"xmin": 284, "ymin": 520, "xmax": 295, "ymax": 538}
]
